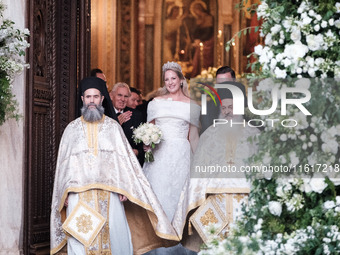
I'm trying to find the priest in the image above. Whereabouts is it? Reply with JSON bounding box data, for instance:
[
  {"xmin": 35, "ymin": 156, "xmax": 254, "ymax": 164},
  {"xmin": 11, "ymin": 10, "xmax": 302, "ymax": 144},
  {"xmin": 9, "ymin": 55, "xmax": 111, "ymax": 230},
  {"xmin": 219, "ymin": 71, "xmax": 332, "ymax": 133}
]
[
  {"xmin": 50, "ymin": 77, "xmax": 178, "ymax": 255},
  {"xmin": 173, "ymin": 81, "xmax": 260, "ymax": 251}
]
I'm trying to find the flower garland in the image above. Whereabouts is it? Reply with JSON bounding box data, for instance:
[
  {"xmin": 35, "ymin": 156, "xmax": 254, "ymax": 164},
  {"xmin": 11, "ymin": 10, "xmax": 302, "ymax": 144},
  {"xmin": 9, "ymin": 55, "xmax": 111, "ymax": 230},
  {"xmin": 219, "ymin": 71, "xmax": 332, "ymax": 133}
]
[
  {"xmin": 200, "ymin": 1, "xmax": 340, "ymax": 254},
  {"xmin": 0, "ymin": 2, "xmax": 30, "ymax": 125}
]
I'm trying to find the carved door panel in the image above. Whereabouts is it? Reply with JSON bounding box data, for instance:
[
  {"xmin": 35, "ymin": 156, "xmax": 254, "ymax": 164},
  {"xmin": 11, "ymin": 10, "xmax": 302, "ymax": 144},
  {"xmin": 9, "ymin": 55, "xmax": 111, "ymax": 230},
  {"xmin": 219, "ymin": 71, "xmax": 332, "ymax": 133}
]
[{"xmin": 24, "ymin": 0, "xmax": 90, "ymax": 254}]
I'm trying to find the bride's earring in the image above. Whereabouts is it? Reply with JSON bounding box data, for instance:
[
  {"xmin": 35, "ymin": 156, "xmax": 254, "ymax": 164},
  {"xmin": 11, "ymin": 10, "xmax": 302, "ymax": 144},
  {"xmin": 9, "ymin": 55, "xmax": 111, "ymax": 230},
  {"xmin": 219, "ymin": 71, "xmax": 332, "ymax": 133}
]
[{"xmin": 180, "ymin": 82, "xmax": 183, "ymax": 88}]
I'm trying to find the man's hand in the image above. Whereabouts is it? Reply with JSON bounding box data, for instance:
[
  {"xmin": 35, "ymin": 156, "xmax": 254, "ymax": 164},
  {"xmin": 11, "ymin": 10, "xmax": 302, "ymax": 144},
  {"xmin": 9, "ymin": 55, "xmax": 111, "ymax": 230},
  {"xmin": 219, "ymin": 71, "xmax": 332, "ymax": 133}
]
[
  {"xmin": 118, "ymin": 111, "xmax": 132, "ymax": 125},
  {"xmin": 143, "ymin": 144, "xmax": 151, "ymax": 152},
  {"xmin": 119, "ymin": 194, "xmax": 128, "ymax": 202},
  {"xmin": 132, "ymin": 149, "xmax": 139, "ymax": 156}
]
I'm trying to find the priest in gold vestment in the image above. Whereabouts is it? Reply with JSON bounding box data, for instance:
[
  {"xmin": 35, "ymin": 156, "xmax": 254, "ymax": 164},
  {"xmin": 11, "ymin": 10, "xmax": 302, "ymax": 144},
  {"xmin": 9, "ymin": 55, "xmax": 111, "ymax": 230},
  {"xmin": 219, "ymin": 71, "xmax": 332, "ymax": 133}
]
[
  {"xmin": 172, "ymin": 82, "xmax": 260, "ymax": 250},
  {"xmin": 50, "ymin": 77, "xmax": 179, "ymax": 255}
]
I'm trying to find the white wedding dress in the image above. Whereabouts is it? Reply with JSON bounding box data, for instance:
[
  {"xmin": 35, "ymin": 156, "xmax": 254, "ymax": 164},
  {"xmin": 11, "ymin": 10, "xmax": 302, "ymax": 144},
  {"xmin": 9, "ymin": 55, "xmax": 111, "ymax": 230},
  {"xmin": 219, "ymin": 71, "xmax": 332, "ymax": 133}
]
[{"xmin": 143, "ymin": 98, "xmax": 200, "ymax": 222}]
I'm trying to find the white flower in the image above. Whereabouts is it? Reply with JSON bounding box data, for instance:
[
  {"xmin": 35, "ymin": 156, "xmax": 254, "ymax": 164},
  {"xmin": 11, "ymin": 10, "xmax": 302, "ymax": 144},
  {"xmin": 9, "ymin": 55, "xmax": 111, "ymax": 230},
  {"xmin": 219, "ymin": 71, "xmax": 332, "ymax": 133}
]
[
  {"xmin": 264, "ymin": 171, "xmax": 273, "ymax": 180},
  {"xmin": 307, "ymin": 153, "xmax": 317, "ymax": 166},
  {"xmin": 299, "ymin": 135, "xmax": 306, "ymax": 141},
  {"xmin": 293, "ymin": 111, "xmax": 309, "ymax": 129},
  {"xmin": 268, "ymin": 201, "xmax": 282, "ymax": 216},
  {"xmin": 335, "ymin": 20, "xmax": 340, "ymax": 29},
  {"xmin": 276, "ymin": 185, "xmax": 285, "ymax": 198},
  {"xmin": 276, "ymin": 53, "xmax": 284, "ymax": 62},
  {"xmin": 286, "ymin": 193, "xmax": 304, "ymax": 212},
  {"xmin": 274, "ymin": 67, "xmax": 287, "ymax": 79},
  {"xmin": 142, "ymin": 136, "xmax": 151, "ymax": 145},
  {"xmin": 315, "ymin": 57, "xmax": 324, "ymax": 66},
  {"xmin": 254, "ymin": 44, "xmax": 263, "ymax": 55},
  {"xmin": 302, "ymin": 16, "xmax": 312, "ymax": 26},
  {"xmin": 297, "ymin": 2, "xmax": 308, "ymax": 14},
  {"xmin": 258, "ymin": 46, "xmax": 273, "ymax": 65},
  {"xmin": 306, "ymin": 34, "xmax": 324, "ymax": 51},
  {"xmin": 308, "ymin": 10, "xmax": 315, "ymax": 17},
  {"xmin": 302, "ymin": 178, "xmax": 312, "ymax": 193},
  {"xmin": 282, "ymin": 58, "xmax": 292, "ymax": 67},
  {"xmin": 289, "ymin": 151, "xmax": 299, "ymax": 166},
  {"xmin": 314, "ymin": 24, "xmax": 320, "ymax": 31},
  {"xmin": 265, "ymin": 33, "xmax": 273, "ymax": 46},
  {"xmin": 279, "ymin": 155, "xmax": 287, "ymax": 164},
  {"xmin": 151, "ymin": 133, "xmax": 161, "ymax": 144},
  {"xmin": 336, "ymin": 3, "xmax": 340, "ymax": 13},
  {"xmin": 290, "ymin": 28, "xmax": 301, "ymax": 42},
  {"xmin": 257, "ymin": 1, "xmax": 269, "ymax": 18},
  {"xmin": 263, "ymin": 152, "xmax": 272, "ymax": 165},
  {"xmin": 308, "ymin": 68, "xmax": 316, "ymax": 77},
  {"xmin": 329, "ymin": 19, "xmax": 334, "ymax": 26},
  {"xmin": 280, "ymin": 134, "xmax": 287, "ymax": 141},
  {"xmin": 336, "ymin": 196, "xmax": 340, "ymax": 205},
  {"xmin": 310, "ymin": 134, "xmax": 318, "ymax": 142},
  {"xmin": 309, "ymin": 177, "xmax": 327, "ymax": 193},
  {"xmin": 271, "ymin": 24, "xmax": 281, "ymax": 35},
  {"xmin": 283, "ymin": 19, "xmax": 293, "ymax": 29},
  {"xmin": 321, "ymin": 20, "xmax": 328, "ymax": 28},
  {"xmin": 321, "ymin": 140, "xmax": 338, "ymax": 154},
  {"xmin": 323, "ymin": 200, "xmax": 335, "ymax": 210},
  {"xmin": 283, "ymin": 42, "xmax": 309, "ymax": 60}
]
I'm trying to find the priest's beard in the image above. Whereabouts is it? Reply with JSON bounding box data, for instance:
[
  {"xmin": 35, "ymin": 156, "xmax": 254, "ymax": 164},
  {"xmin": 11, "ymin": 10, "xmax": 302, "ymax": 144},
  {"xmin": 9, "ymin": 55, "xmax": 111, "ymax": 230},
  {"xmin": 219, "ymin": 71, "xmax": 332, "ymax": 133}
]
[
  {"xmin": 81, "ymin": 103, "xmax": 105, "ymax": 122},
  {"xmin": 217, "ymin": 113, "xmax": 244, "ymax": 135}
]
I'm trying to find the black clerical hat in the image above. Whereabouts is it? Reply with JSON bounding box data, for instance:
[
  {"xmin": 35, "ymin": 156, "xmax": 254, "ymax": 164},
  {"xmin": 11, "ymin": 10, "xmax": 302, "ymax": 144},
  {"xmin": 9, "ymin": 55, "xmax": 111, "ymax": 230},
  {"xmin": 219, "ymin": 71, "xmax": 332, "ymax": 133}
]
[
  {"xmin": 80, "ymin": 77, "xmax": 106, "ymax": 95},
  {"xmin": 76, "ymin": 77, "xmax": 118, "ymax": 121},
  {"xmin": 217, "ymin": 81, "xmax": 247, "ymax": 107}
]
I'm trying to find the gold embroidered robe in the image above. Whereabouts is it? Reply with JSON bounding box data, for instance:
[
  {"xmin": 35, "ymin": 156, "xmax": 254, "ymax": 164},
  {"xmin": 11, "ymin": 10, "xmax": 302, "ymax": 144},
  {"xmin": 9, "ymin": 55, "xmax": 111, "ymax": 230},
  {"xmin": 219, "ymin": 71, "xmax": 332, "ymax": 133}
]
[{"xmin": 50, "ymin": 116, "xmax": 178, "ymax": 255}]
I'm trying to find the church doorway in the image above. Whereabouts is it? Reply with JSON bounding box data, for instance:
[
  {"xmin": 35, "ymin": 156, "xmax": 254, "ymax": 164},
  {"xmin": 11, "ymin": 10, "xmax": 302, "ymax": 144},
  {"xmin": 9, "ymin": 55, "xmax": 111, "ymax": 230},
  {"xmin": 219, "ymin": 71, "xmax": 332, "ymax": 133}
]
[{"xmin": 23, "ymin": 0, "xmax": 90, "ymax": 254}]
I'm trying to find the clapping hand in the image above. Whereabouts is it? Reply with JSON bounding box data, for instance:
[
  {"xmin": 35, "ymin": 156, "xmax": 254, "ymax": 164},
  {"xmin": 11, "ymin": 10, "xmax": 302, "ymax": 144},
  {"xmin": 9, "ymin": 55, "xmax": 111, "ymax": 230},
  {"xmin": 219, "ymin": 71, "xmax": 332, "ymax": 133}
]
[{"xmin": 118, "ymin": 111, "xmax": 132, "ymax": 125}]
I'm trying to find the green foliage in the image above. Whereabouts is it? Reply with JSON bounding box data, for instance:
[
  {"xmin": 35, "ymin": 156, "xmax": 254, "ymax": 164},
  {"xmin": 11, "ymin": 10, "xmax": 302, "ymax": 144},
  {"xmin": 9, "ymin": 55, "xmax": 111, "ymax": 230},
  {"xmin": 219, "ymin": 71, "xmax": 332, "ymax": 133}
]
[
  {"xmin": 0, "ymin": 2, "xmax": 30, "ymax": 126},
  {"xmin": 0, "ymin": 72, "xmax": 19, "ymax": 125},
  {"xmin": 200, "ymin": 0, "xmax": 340, "ymax": 254}
]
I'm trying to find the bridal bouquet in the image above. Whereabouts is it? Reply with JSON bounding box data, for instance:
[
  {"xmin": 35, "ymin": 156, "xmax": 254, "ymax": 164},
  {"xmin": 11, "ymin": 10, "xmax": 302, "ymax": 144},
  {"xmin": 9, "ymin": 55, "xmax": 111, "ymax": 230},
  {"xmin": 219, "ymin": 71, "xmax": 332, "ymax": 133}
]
[{"xmin": 133, "ymin": 123, "xmax": 162, "ymax": 162}]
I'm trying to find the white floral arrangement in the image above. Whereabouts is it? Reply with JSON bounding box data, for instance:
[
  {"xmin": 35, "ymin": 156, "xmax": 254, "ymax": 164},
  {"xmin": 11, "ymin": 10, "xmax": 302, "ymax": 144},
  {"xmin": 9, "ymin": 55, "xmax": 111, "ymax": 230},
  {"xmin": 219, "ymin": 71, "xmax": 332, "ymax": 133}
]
[
  {"xmin": 132, "ymin": 122, "xmax": 162, "ymax": 162},
  {"xmin": 0, "ymin": 1, "xmax": 30, "ymax": 125},
  {"xmin": 200, "ymin": 0, "xmax": 340, "ymax": 254},
  {"xmin": 253, "ymin": 0, "xmax": 339, "ymax": 79}
]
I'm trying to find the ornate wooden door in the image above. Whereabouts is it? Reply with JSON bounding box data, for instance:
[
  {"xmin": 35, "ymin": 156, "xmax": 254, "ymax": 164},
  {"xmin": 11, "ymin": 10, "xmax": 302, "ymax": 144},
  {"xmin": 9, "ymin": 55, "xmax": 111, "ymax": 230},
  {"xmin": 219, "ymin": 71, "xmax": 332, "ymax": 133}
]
[{"xmin": 24, "ymin": 0, "xmax": 91, "ymax": 254}]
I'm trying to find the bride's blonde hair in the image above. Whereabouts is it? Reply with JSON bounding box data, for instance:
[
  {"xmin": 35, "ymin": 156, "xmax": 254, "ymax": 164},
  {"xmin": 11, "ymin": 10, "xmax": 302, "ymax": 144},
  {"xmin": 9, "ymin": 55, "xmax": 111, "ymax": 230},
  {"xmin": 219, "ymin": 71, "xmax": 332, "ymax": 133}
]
[{"xmin": 157, "ymin": 61, "xmax": 190, "ymax": 97}]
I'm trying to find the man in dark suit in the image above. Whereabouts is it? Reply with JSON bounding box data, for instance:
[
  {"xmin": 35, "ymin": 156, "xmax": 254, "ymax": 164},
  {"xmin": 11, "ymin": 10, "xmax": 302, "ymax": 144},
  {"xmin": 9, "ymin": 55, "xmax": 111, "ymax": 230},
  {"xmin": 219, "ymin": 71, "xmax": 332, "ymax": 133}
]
[
  {"xmin": 200, "ymin": 66, "xmax": 236, "ymax": 134},
  {"xmin": 110, "ymin": 82, "xmax": 144, "ymax": 166}
]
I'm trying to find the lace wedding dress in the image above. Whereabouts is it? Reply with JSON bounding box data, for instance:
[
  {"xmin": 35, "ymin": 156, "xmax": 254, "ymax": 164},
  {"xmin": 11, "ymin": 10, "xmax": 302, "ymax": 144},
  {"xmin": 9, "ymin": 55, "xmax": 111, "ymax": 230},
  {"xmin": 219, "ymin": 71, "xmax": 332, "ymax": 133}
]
[{"xmin": 143, "ymin": 98, "xmax": 200, "ymax": 223}]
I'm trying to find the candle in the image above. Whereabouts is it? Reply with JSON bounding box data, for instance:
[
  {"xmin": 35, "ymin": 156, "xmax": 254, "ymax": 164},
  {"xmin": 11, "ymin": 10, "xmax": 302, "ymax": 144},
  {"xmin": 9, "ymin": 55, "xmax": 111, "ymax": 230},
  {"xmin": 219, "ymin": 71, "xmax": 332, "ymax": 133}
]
[
  {"xmin": 218, "ymin": 30, "xmax": 222, "ymax": 66},
  {"xmin": 200, "ymin": 42, "xmax": 203, "ymax": 72}
]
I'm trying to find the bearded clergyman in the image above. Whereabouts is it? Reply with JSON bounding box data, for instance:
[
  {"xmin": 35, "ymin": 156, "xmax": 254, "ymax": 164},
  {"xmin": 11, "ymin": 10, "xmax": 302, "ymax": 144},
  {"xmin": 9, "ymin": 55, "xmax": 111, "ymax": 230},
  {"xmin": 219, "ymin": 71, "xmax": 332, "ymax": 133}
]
[
  {"xmin": 172, "ymin": 81, "xmax": 260, "ymax": 251},
  {"xmin": 50, "ymin": 77, "xmax": 179, "ymax": 255}
]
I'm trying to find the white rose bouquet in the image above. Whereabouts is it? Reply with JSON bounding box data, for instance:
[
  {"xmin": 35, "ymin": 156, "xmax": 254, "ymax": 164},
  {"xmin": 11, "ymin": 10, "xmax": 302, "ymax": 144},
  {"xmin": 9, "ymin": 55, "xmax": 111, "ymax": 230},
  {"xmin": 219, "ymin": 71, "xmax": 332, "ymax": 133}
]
[{"xmin": 132, "ymin": 122, "xmax": 162, "ymax": 162}]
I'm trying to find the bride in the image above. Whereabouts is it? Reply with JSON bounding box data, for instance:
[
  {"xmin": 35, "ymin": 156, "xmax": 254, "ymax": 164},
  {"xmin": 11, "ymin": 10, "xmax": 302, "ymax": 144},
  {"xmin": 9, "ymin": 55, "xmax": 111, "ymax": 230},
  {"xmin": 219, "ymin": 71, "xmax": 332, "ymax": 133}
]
[{"xmin": 143, "ymin": 61, "xmax": 200, "ymax": 254}]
